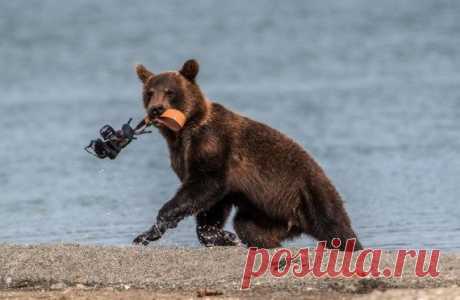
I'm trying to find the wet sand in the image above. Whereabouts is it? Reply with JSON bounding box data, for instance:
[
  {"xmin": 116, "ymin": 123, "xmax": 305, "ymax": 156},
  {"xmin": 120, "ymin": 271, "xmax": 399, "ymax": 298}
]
[{"xmin": 0, "ymin": 245, "xmax": 458, "ymax": 299}]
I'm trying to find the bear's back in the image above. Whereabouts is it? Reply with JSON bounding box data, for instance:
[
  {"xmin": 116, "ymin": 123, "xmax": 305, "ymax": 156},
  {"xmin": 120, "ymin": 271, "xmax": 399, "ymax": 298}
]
[{"xmin": 208, "ymin": 102, "xmax": 325, "ymax": 207}]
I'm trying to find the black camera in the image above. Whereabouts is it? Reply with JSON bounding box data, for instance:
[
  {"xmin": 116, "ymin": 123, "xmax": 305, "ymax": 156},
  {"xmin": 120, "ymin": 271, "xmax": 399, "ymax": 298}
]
[{"xmin": 85, "ymin": 118, "xmax": 150, "ymax": 160}]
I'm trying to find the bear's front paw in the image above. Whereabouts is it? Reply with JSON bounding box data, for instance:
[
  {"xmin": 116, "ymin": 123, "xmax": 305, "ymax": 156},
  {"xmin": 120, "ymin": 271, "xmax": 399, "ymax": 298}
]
[
  {"xmin": 132, "ymin": 225, "xmax": 163, "ymax": 246},
  {"xmin": 198, "ymin": 227, "xmax": 240, "ymax": 247}
]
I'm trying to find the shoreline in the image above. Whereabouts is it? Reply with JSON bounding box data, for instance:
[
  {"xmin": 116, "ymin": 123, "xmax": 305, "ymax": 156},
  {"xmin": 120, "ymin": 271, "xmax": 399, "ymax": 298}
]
[{"xmin": 0, "ymin": 244, "xmax": 458, "ymax": 299}]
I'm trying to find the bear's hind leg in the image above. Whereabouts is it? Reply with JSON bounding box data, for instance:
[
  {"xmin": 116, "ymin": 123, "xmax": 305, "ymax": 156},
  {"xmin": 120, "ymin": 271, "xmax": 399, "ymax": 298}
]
[
  {"xmin": 299, "ymin": 187, "xmax": 363, "ymax": 251},
  {"xmin": 196, "ymin": 199, "xmax": 239, "ymax": 247},
  {"xmin": 233, "ymin": 208, "xmax": 298, "ymax": 248},
  {"xmin": 308, "ymin": 219, "xmax": 363, "ymax": 251}
]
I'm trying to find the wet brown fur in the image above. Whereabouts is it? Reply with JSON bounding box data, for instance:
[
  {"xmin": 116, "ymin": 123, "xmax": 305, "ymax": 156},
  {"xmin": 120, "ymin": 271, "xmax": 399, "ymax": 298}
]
[{"xmin": 133, "ymin": 60, "xmax": 362, "ymax": 250}]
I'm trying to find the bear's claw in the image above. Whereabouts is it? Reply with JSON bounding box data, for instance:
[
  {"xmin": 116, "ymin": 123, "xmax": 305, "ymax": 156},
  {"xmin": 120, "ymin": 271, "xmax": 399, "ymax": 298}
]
[
  {"xmin": 198, "ymin": 227, "xmax": 240, "ymax": 247},
  {"xmin": 133, "ymin": 225, "xmax": 163, "ymax": 245}
]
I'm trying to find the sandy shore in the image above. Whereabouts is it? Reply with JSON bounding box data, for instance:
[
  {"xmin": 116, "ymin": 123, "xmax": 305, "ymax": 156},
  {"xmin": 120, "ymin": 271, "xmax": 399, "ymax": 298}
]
[{"xmin": 0, "ymin": 245, "xmax": 458, "ymax": 299}]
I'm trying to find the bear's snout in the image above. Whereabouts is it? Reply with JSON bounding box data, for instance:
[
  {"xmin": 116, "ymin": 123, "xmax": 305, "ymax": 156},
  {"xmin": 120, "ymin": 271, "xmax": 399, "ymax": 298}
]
[{"xmin": 148, "ymin": 105, "xmax": 166, "ymax": 119}]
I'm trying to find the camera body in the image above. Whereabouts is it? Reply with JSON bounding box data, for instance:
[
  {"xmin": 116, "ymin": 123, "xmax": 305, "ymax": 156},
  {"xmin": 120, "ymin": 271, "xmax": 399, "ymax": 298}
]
[
  {"xmin": 85, "ymin": 119, "xmax": 143, "ymax": 160},
  {"xmin": 84, "ymin": 109, "xmax": 184, "ymax": 160}
]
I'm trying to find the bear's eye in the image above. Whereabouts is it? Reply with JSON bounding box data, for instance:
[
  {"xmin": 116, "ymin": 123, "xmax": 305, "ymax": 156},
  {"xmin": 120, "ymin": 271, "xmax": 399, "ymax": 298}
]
[
  {"xmin": 145, "ymin": 89, "xmax": 154, "ymax": 98},
  {"xmin": 164, "ymin": 88, "xmax": 175, "ymax": 97}
]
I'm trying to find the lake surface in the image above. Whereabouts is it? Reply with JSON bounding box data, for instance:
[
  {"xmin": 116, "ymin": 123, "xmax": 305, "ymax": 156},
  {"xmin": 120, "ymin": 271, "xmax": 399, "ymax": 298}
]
[{"xmin": 1, "ymin": 0, "xmax": 459, "ymax": 250}]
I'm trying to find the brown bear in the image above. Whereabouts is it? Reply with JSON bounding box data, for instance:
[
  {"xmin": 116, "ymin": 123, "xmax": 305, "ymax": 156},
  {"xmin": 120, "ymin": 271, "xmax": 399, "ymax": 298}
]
[{"xmin": 132, "ymin": 59, "xmax": 363, "ymax": 250}]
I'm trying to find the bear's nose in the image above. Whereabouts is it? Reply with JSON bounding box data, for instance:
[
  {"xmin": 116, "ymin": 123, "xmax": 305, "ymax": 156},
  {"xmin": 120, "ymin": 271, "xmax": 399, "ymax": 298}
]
[{"xmin": 148, "ymin": 105, "xmax": 166, "ymax": 118}]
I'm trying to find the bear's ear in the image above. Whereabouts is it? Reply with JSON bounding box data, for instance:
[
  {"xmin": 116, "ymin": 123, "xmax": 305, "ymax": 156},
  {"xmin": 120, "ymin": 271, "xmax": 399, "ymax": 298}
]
[
  {"xmin": 135, "ymin": 64, "xmax": 154, "ymax": 83},
  {"xmin": 179, "ymin": 59, "xmax": 199, "ymax": 82}
]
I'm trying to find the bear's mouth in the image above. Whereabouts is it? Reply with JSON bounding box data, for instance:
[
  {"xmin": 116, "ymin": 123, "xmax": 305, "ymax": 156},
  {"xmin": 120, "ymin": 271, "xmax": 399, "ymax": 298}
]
[
  {"xmin": 148, "ymin": 109, "xmax": 186, "ymax": 132},
  {"xmin": 152, "ymin": 117, "xmax": 182, "ymax": 132},
  {"xmin": 152, "ymin": 117, "xmax": 166, "ymax": 128}
]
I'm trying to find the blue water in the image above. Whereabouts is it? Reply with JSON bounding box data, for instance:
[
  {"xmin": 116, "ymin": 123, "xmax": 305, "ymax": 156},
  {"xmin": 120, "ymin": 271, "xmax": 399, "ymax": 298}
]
[{"xmin": 1, "ymin": 0, "xmax": 459, "ymax": 250}]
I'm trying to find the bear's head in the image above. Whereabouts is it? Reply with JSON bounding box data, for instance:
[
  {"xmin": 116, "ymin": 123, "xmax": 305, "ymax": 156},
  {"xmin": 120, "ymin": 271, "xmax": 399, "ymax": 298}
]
[{"xmin": 135, "ymin": 59, "xmax": 206, "ymax": 130}]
